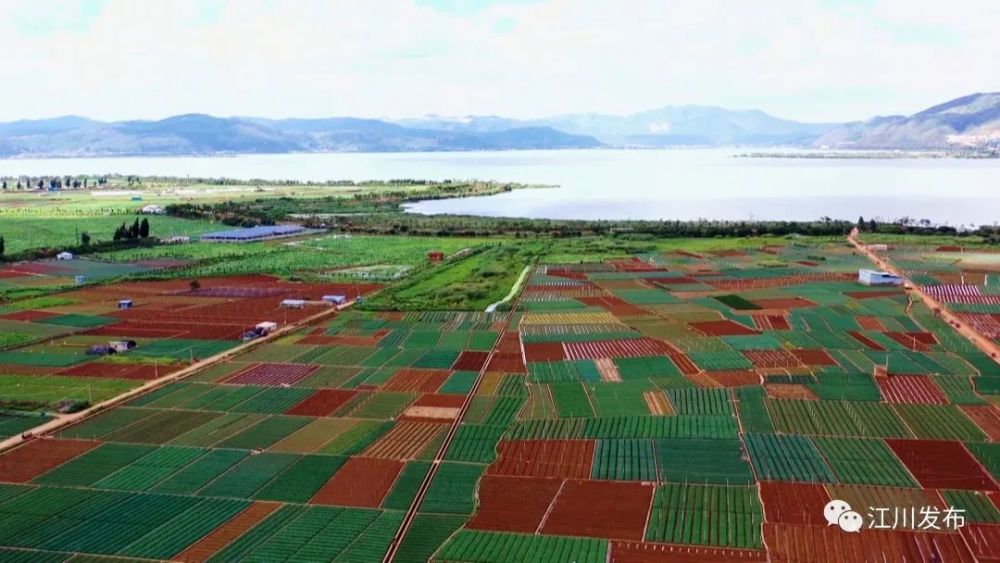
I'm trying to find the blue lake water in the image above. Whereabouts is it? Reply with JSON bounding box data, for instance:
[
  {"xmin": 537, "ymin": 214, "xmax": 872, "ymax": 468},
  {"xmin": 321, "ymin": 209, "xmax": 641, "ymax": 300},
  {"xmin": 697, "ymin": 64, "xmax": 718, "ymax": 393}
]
[{"xmin": 3, "ymin": 149, "xmax": 998, "ymax": 224}]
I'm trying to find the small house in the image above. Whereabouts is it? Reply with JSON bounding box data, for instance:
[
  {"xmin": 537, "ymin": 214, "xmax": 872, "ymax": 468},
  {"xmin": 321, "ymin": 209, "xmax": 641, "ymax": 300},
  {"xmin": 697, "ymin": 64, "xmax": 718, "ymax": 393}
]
[
  {"xmin": 322, "ymin": 295, "xmax": 347, "ymax": 305},
  {"xmin": 858, "ymin": 269, "xmax": 903, "ymax": 286},
  {"xmin": 56, "ymin": 251, "xmax": 74, "ymax": 261},
  {"xmin": 118, "ymin": 299, "xmax": 133, "ymax": 309},
  {"xmin": 109, "ymin": 340, "xmax": 137, "ymax": 353},
  {"xmin": 255, "ymin": 322, "xmax": 278, "ymax": 335},
  {"xmin": 280, "ymin": 299, "xmax": 306, "ymax": 309},
  {"xmin": 86, "ymin": 345, "xmax": 114, "ymax": 356},
  {"xmin": 427, "ymin": 251, "xmax": 444, "ymax": 263}
]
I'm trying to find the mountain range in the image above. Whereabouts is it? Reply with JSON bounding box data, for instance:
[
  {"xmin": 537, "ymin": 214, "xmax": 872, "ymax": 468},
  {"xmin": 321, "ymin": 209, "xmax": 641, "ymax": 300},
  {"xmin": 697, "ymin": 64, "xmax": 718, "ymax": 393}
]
[{"xmin": 1, "ymin": 92, "xmax": 997, "ymax": 157}]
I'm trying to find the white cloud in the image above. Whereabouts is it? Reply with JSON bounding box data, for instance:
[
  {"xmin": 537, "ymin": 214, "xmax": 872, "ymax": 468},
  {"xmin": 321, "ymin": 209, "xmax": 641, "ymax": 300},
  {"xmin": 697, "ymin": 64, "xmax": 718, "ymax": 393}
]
[{"xmin": 0, "ymin": 0, "xmax": 997, "ymax": 122}]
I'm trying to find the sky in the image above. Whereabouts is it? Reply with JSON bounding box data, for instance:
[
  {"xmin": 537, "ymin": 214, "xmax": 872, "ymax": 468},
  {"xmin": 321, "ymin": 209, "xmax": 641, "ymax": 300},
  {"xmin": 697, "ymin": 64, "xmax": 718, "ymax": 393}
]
[{"xmin": 1, "ymin": 0, "xmax": 997, "ymax": 122}]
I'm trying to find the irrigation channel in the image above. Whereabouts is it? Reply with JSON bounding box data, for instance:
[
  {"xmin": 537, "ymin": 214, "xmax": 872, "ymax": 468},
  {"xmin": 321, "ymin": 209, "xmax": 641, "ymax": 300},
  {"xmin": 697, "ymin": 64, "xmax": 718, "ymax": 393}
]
[
  {"xmin": 0, "ymin": 299, "xmax": 363, "ymax": 454},
  {"xmin": 486, "ymin": 265, "xmax": 531, "ymax": 313}
]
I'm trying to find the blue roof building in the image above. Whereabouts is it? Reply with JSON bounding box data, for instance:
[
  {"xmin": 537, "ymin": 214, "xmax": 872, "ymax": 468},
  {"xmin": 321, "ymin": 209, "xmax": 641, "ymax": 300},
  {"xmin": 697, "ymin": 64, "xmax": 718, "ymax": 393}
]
[{"xmin": 200, "ymin": 225, "xmax": 307, "ymax": 243}]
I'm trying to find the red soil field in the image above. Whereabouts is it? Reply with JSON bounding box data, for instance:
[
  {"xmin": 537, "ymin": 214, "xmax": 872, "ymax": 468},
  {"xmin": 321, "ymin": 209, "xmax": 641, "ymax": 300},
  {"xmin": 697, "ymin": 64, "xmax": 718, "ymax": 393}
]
[
  {"xmin": 960, "ymin": 405, "xmax": 1000, "ymax": 441},
  {"xmin": 751, "ymin": 313, "xmax": 791, "ymax": 331},
  {"xmin": 452, "ymin": 350, "xmax": 490, "ymax": 371},
  {"xmin": 609, "ymin": 541, "xmax": 767, "ymax": 563},
  {"xmin": 742, "ymin": 350, "xmax": 802, "ymax": 369},
  {"xmin": 0, "ymin": 310, "xmax": 60, "ymax": 322},
  {"xmin": 0, "ymin": 438, "xmax": 99, "ymax": 483},
  {"xmin": 285, "ymin": 389, "xmax": 358, "ymax": 416},
  {"xmin": 224, "ymin": 362, "xmax": 318, "ymax": 386},
  {"xmin": 577, "ymin": 296, "xmax": 649, "ymax": 317},
  {"xmin": 310, "ymin": 457, "xmax": 404, "ymax": 507},
  {"xmin": 689, "ymin": 320, "xmax": 759, "ymax": 337},
  {"xmin": 467, "ymin": 475, "xmax": 563, "ymax": 533},
  {"xmin": 886, "ymin": 439, "xmax": 998, "ymax": 491},
  {"xmin": 856, "ymin": 316, "xmax": 887, "ymax": 331},
  {"xmin": 523, "ymin": 342, "xmax": 567, "ymax": 362},
  {"xmin": 960, "ymin": 523, "xmax": 1000, "ymax": 561},
  {"xmin": 545, "ymin": 268, "xmax": 589, "ymax": 280},
  {"xmin": 705, "ymin": 370, "xmax": 762, "ymax": 388},
  {"xmin": 57, "ymin": 362, "xmax": 183, "ymax": 381},
  {"xmin": 485, "ymin": 351, "xmax": 526, "ymax": 373},
  {"xmin": 175, "ymin": 501, "xmax": 282, "ymax": 562},
  {"xmin": 885, "ymin": 332, "xmax": 934, "ymax": 352},
  {"xmin": 647, "ymin": 276, "xmax": 699, "ymax": 288},
  {"xmin": 790, "ymin": 349, "xmax": 838, "ymax": 366},
  {"xmin": 668, "ymin": 352, "xmax": 699, "ymax": 375},
  {"xmin": 411, "ymin": 393, "xmax": 466, "ymax": 408},
  {"xmin": 609, "ymin": 258, "xmax": 665, "ymax": 272},
  {"xmin": 488, "ymin": 439, "xmax": 596, "ymax": 479},
  {"xmin": 751, "ymin": 298, "xmax": 818, "ymax": 310},
  {"xmin": 796, "ymin": 260, "xmax": 819, "ymax": 267},
  {"xmin": 563, "ymin": 338, "xmax": 675, "ymax": 360},
  {"xmin": 324, "ymin": 334, "xmax": 386, "ymax": 347},
  {"xmin": 848, "ymin": 331, "xmax": 887, "ymax": 351},
  {"xmin": 381, "ymin": 368, "xmax": 452, "ymax": 393},
  {"xmin": 497, "ymin": 332, "xmax": 522, "ymax": 353},
  {"xmin": 758, "ymin": 482, "xmax": 830, "ymax": 525},
  {"xmin": 765, "ymin": 523, "xmax": 974, "ymax": 562},
  {"xmin": 541, "ymin": 480, "xmax": 654, "ymax": 541},
  {"xmin": 876, "ymin": 375, "xmax": 948, "ymax": 405},
  {"xmin": 83, "ymin": 323, "xmax": 186, "ymax": 339}
]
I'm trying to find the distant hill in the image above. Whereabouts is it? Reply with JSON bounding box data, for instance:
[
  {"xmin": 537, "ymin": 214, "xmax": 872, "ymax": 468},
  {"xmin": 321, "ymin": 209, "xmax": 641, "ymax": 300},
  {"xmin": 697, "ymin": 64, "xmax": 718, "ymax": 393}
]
[
  {"xmin": 398, "ymin": 107, "xmax": 837, "ymax": 147},
  {"xmin": 0, "ymin": 114, "xmax": 600, "ymax": 157},
  {"xmin": 812, "ymin": 92, "xmax": 1000, "ymax": 149},
  {"xmin": 2, "ymin": 92, "xmax": 997, "ymax": 157}
]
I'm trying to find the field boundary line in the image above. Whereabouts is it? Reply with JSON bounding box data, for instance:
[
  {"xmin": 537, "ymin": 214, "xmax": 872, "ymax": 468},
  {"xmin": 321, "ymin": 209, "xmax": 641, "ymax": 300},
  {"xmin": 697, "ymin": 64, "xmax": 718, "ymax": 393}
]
[
  {"xmin": 0, "ymin": 298, "xmax": 361, "ymax": 454},
  {"xmin": 383, "ymin": 306, "xmax": 525, "ymax": 562}
]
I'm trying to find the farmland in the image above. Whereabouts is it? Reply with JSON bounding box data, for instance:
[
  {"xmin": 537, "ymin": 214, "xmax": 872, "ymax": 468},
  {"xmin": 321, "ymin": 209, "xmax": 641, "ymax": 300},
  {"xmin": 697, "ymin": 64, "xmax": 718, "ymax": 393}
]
[{"xmin": 0, "ymin": 233, "xmax": 998, "ymax": 561}]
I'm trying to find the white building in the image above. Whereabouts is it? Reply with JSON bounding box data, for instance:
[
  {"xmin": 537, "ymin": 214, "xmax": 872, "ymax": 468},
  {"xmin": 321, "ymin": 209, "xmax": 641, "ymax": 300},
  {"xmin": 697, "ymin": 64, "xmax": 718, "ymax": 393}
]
[
  {"xmin": 140, "ymin": 204, "xmax": 166, "ymax": 214},
  {"xmin": 56, "ymin": 251, "xmax": 74, "ymax": 260},
  {"xmin": 858, "ymin": 269, "xmax": 903, "ymax": 286}
]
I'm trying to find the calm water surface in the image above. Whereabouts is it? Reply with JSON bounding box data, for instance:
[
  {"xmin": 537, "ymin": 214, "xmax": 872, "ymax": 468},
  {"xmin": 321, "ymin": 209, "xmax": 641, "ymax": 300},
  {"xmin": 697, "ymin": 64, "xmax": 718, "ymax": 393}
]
[{"xmin": 3, "ymin": 150, "xmax": 998, "ymax": 224}]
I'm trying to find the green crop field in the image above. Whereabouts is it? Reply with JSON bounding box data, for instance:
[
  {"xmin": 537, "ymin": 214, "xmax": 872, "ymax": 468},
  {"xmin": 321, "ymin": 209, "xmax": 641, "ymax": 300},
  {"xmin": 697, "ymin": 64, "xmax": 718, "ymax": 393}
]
[{"xmin": 0, "ymin": 233, "xmax": 997, "ymax": 562}]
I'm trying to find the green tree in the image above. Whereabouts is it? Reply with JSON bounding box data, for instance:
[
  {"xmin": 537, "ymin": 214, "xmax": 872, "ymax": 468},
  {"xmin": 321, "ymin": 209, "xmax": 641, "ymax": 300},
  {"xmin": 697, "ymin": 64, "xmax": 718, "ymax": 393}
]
[
  {"xmin": 0, "ymin": 235, "xmax": 5, "ymax": 257},
  {"xmin": 139, "ymin": 218, "xmax": 150, "ymax": 238},
  {"xmin": 80, "ymin": 232, "xmax": 91, "ymax": 247}
]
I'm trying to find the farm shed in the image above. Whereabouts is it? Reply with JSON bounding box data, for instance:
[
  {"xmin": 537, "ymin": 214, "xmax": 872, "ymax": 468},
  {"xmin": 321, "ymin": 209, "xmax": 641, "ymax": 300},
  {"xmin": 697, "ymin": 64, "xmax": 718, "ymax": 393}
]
[
  {"xmin": 867, "ymin": 243, "xmax": 888, "ymax": 251},
  {"xmin": 256, "ymin": 321, "xmax": 278, "ymax": 334},
  {"xmin": 280, "ymin": 299, "xmax": 306, "ymax": 309},
  {"xmin": 201, "ymin": 225, "xmax": 307, "ymax": 243},
  {"xmin": 74, "ymin": 275, "xmax": 86, "ymax": 285},
  {"xmin": 858, "ymin": 269, "xmax": 903, "ymax": 286},
  {"xmin": 117, "ymin": 299, "xmax": 133, "ymax": 309},
  {"xmin": 56, "ymin": 251, "xmax": 74, "ymax": 260},
  {"xmin": 322, "ymin": 295, "xmax": 347, "ymax": 305},
  {"xmin": 140, "ymin": 204, "xmax": 165, "ymax": 214}
]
